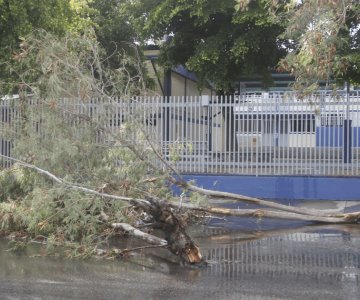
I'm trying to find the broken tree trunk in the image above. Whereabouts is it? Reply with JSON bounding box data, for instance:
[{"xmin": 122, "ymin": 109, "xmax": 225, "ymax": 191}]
[{"xmin": 137, "ymin": 197, "xmax": 204, "ymax": 265}]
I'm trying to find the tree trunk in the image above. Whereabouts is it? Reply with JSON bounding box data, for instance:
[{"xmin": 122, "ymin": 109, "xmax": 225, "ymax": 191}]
[{"xmin": 139, "ymin": 197, "xmax": 204, "ymax": 265}]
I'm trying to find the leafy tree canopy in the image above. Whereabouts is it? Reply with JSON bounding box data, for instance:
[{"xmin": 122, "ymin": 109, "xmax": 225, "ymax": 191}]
[
  {"xmin": 0, "ymin": 0, "xmax": 76, "ymax": 90},
  {"xmin": 0, "ymin": 0, "xmax": 145, "ymax": 93},
  {"xmin": 89, "ymin": 0, "xmax": 136, "ymax": 65},
  {"xmin": 87, "ymin": 0, "xmax": 151, "ymax": 86},
  {"xmin": 270, "ymin": 0, "xmax": 360, "ymax": 91},
  {"xmin": 126, "ymin": 0, "xmax": 291, "ymax": 93}
]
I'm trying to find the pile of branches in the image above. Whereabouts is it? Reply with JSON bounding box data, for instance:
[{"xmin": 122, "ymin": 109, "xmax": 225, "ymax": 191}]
[{"xmin": 2, "ymin": 150, "xmax": 360, "ymax": 265}]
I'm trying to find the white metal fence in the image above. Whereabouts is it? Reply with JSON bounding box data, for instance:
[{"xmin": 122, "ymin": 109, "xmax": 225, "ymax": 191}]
[{"xmin": 1, "ymin": 91, "xmax": 360, "ymax": 176}]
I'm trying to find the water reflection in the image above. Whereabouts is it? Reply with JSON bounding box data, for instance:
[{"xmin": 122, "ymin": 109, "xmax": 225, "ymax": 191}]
[
  {"xmin": 198, "ymin": 224, "xmax": 360, "ymax": 299},
  {"xmin": 204, "ymin": 229, "xmax": 360, "ymax": 278},
  {"xmin": 0, "ymin": 224, "xmax": 360, "ymax": 299}
]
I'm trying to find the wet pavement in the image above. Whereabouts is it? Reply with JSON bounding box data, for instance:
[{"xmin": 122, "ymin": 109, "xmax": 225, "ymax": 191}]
[{"xmin": 1, "ymin": 202, "xmax": 360, "ymax": 299}]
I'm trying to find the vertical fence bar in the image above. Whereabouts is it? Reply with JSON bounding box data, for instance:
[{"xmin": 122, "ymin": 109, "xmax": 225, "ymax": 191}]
[
  {"xmin": 180, "ymin": 95, "xmax": 184, "ymax": 173},
  {"xmin": 195, "ymin": 95, "xmax": 198, "ymax": 173},
  {"xmin": 319, "ymin": 95, "xmax": 324, "ymax": 176},
  {"xmin": 199, "ymin": 96, "xmax": 203, "ymax": 173},
  {"xmin": 171, "ymin": 95, "xmax": 177, "ymax": 171},
  {"xmin": 356, "ymin": 94, "xmax": 359, "ymax": 174},
  {"xmin": 216, "ymin": 95, "xmax": 220, "ymax": 174},
  {"xmin": 232, "ymin": 96, "xmax": 237, "ymax": 175},
  {"xmin": 201, "ymin": 95, "xmax": 206, "ymax": 173},
  {"xmin": 327, "ymin": 98, "xmax": 332, "ymax": 176},
  {"xmin": 213, "ymin": 96, "xmax": 217, "ymax": 174},
  {"xmin": 189, "ymin": 96, "xmax": 193, "ymax": 173},
  {"xmin": 300, "ymin": 109, "xmax": 304, "ymax": 175},
  {"xmin": 239, "ymin": 99, "xmax": 244, "ymax": 174},
  {"xmin": 159, "ymin": 96, "xmax": 164, "ymax": 166},
  {"xmin": 320, "ymin": 94, "xmax": 324, "ymax": 176},
  {"xmin": 257, "ymin": 94, "xmax": 261, "ymax": 175},
  {"xmin": 277, "ymin": 94, "xmax": 281, "ymax": 175},
  {"xmin": 288, "ymin": 96, "xmax": 292, "ymax": 175},
  {"xmin": 228, "ymin": 95, "xmax": 232, "ymax": 174},
  {"xmin": 223, "ymin": 95, "xmax": 227, "ymax": 174},
  {"xmin": 245, "ymin": 98, "xmax": 249, "ymax": 174},
  {"xmin": 264, "ymin": 99, "xmax": 269, "ymax": 175},
  {"xmin": 192, "ymin": 95, "xmax": 196, "ymax": 173},
  {"xmin": 217, "ymin": 95, "xmax": 221, "ymax": 174}
]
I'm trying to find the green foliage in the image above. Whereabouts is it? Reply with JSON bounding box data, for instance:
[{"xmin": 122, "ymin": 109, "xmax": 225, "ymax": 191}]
[
  {"xmin": 0, "ymin": 30, "xmax": 175, "ymax": 257},
  {"xmin": 0, "ymin": 0, "xmax": 149, "ymax": 94},
  {"xmin": 0, "ymin": 0, "xmax": 74, "ymax": 91},
  {"xmin": 0, "ymin": 170, "xmax": 21, "ymax": 202},
  {"xmin": 189, "ymin": 191, "xmax": 207, "ymax": 207},
  {"xmin": 89, "ymin": 0, "xmax": 136, "ymax": 66},
  {"xmin": 10, "ymin": 29, "xmax": 147, "ymax": 98},
  {"xmin": 277, "ymin": 0, "xmax": 360, "ymax": 91},
  {"xmin": 0, "ymin": 200, "xmax": 27, "ymax": 231},
  {"xmin": 21, "ymin": 187, "xmax": 106, "ymax": 241},
  {"xmin": 68, "ymin": 0, "xmax": 98, "ymax": 32},
  {"xmin": 0, "ymin": 166, "xmax": 33, "ymax": 202},
  {"xmin": 126, "ymin": 0, "xmax": 289, "ymax": 93}
]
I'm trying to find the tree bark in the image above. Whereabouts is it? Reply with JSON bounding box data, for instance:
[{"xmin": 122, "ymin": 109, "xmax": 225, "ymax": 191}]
[
  {"xmin": 138, "ymin": 197, "xmax": 204, "ymax": 265},
  {"xmin": 179, "ymin": 203, "xmax": 360, "ymax": 224},
  {"xmin": 111, "ymin": 223, "xmax": 168, "ymax": 246}
]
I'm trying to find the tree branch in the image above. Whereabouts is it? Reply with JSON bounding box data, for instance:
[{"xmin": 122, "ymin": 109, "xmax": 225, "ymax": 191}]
[
  {"xmin": 178, "ymin": 203, "xmax": 360, "ymax": 224},
  {"xmin": 0, "ymin": 154, "xmax": 150, "ymax": 206},
  {"xmin": 111, "ymin": 223, "xmax": 168, "ymax": 246},
  {"xmin": 2, "ymin": 154, "xmax": 360, "ymax": 224}
]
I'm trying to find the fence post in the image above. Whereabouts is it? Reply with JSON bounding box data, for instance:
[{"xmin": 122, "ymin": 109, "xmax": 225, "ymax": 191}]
[
  {"xmin": 163, "ymin": 69, "xmax": 172, "ymax": 142},
  {"xmin": 344, "ymin": 82, "xmax": 352, "ymax": 164}
]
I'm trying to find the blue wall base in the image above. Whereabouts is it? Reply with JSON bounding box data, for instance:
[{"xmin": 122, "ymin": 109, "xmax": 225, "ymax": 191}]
[{"xmin": 182, "ymin": 175, "xmax": 360, "ymax": 201}]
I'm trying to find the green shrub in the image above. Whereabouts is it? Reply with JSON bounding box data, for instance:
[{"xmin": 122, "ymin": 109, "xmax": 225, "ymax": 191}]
[{"xmin": 0, "ymin": 165, "xmax": 35, "ymax": 202}]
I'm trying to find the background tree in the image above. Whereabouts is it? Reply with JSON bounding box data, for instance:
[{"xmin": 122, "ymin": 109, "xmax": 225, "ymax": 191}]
[
  {"xmin": 89, "ymin": 0, "xmax": 136, "ymax": 67},
  {"xmin": 0, "ymin": 0, "xmax": 153, "ymax": 94},
  {"xmin": 88, "ymin": 0, "xmax": 154, "ymax": 88},
  {"xmin": 126, "ymin": 0, "xmax": 291, "ymax": 93},
  {"xmin": 0, "ymin": 0, "xmax": 74, "ymax": 91},
  {"xmin": 266, "ymin": 0, "xmax": 360, "ymax": 92}
]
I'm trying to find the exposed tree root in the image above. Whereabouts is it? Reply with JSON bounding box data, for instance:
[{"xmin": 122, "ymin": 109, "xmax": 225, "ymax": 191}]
[{"xmin": 137, "ymin": 197, "xmax": 204, "ymax": 264}]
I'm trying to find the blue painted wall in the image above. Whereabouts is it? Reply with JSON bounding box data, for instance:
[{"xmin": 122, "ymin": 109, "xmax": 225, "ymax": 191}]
[
  {"xmin": 316, "ymin": 127, "xmax": 343, "ymax": 147},
  {"xmin": 182, "ymin": 174, "xmax": 360, "ymax": 201},
  {"xmin": 316, "ymin": 126, "xmax": 360, "ymax": 147},
  {"xmin": 352, "ymin": 128, "xmax": 360, "ymax": 147}
]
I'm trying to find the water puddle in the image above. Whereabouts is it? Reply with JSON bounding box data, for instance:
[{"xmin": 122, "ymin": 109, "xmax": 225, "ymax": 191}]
[{"xmin": 1, "ymin": 204, "xmax": 360, "ymax": 299}]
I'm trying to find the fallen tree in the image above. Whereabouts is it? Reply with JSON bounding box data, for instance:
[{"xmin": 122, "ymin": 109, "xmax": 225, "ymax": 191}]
[
  {"xmin": 1, "ymin": 154, "xmax": 360, "ymax": 265},
  {"xmin": 1, "ymin": 30, "xmax": 359, "ymax": 266}
]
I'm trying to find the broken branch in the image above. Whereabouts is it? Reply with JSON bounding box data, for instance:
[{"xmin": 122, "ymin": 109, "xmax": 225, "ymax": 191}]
[
  {"xmin": 111, "ymin": 223, "xmax": 168, "ymax": 246},
  {"xmin": 179, "ymin": 203, "xmax": 360, "ymax": 224}
]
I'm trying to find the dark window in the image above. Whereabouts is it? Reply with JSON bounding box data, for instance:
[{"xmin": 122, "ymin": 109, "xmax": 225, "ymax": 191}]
[
  {"xmin": 321, "ymin": 114, "xmax": 343, "ymax": 127},
  {"xmin": 263, "ymin": 118, "xmax": 273, "ymax": 133},
  {"xmin": 290, "ymin": 115, "xmax": 315, "ymax": 133},
  {"xmin": 239, "ymin": 117, "xmax": 261, "ymax": 133}
]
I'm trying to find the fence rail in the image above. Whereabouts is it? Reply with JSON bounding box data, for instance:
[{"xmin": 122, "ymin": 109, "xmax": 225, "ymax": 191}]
[{"xmin": 1, "ymin": 91, "xmax": 360, "ymax": 176}]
